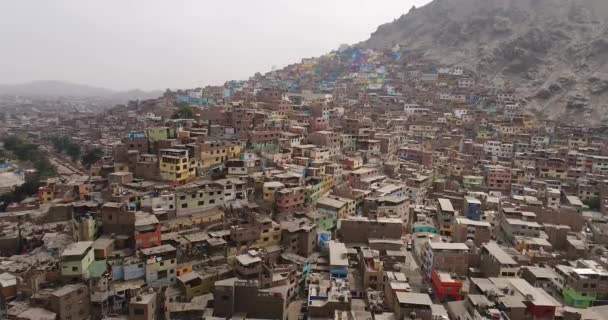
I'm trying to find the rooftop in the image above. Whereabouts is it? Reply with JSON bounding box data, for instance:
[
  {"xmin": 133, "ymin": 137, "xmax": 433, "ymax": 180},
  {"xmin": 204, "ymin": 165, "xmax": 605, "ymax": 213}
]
[
  {"xmin": 329, "ymin": 241, "xmax": 348, "ymax": 267},
  {"xmin": 483, "ymin": 242, "xmax": 517, "ymax": 265},
  {"xmin": 395, "ymin": 292, "xmax": 433, "ymax": 306},
  {"xmin": 61, "ymin": 241, "xmax": 93, "ymax": 257}
]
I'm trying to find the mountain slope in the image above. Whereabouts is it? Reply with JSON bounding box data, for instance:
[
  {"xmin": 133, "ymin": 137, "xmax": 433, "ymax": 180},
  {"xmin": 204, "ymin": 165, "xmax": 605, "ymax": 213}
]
[
  {"xmin": 361, "ymin": 0, "xmax": 608, "ymax": 123},
  {"xmin": 0, "ymin": 80, "xmax": 162, "ymax": 102}
]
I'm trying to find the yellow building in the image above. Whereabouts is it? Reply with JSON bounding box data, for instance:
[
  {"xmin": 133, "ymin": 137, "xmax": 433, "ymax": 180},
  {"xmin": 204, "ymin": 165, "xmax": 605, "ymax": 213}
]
[
  {"xmin": 263, "ymin": 181, "xmax": 285, "ymax": 202},
  {"xmin": 159, "ymin": 149, "xmax": 192, "ymax": 185},
  {"xmin": 147, "ymin": 127, "xmax": 176, "ymax": 142},
  {"xmin": 200, "ymin": 141, "xmax": 242, "ymax": 170},
  {"xmin": 38, "ymin": 186, "xmax": 55, "ymax": 204},
  {"xmin": 176, "ymin": 265, "xmax": 193, "ymax": 277},
  {"xmin": 256, "ymin": 218, "xmax": 281, "ymax": 248},
  {"xmin": 321, "ymin": 175, "xmax": 334, "ymax": 194}
]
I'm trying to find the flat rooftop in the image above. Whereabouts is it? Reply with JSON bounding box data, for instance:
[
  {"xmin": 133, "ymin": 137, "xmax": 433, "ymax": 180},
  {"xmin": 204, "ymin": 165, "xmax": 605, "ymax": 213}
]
[
  {"xmin": 483, "ymin": 242, "xmax": 517, "ymax": 265},
  {"xmin": 61, "ymin": 241, "xmax": 93, "ymax": 257},
  {"xmin": 329, "ymin": 241, "xmax": 348, "ymax": 267}
]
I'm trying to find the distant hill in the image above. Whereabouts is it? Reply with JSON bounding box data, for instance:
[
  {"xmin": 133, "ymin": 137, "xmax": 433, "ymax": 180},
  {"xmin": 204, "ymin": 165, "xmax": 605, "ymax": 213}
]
[
  {"xmin": 0, "ymin": 80, "xmax": 162, "ymax": 101},
  {"xmin": 361, "ymin": 0, "xmax": 608, "ymax": 123}
]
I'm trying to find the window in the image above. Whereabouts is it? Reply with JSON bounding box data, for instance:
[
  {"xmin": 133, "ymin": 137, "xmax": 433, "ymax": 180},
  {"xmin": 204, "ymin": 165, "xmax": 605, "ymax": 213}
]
[
  {"xmin": 180, "ymin": 195, "xmax": 186, "ymax": 200},
  {"xmin": 181, "ymin": 203, "xmax": 187, "ymax": 208},
  {"xmin": 72, "ymin": 266, "xmax": 78, "ymax": 272}
]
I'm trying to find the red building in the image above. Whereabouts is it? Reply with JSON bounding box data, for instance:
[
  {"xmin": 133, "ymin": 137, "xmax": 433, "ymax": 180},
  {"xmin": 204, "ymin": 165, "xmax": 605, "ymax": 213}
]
[
  {"xmin": 134, "ymin": 212, "xmax": 162, "ymax": 249},
  {"xmin": 431, "ymin": 270, "xmax": 464, "ymax": 302},
  {"xmin": 508, "ymin": 278, "xmax": 560, "ymax": 320}
]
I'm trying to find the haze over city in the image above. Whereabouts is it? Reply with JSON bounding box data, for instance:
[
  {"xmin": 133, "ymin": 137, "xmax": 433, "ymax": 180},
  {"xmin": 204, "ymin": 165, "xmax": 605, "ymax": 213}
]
[
  {"xmin": 2, "ymin": 0, "xmax": 608, "ymax": 319},
  {"xmin": 0, "ymin": 0, "xmax": 430, "ymax": 91}
]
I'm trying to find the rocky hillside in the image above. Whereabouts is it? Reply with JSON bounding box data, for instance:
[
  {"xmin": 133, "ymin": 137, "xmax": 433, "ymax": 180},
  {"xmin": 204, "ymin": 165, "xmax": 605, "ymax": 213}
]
[{"xmin": 362, "ymin": 0, "xmax": 608, "ymax": 124}]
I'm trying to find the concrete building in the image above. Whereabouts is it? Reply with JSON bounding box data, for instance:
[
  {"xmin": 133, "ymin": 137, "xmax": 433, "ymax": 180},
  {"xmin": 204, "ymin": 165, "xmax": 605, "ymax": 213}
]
[
  {"xmin": 129, "ymin": 291, "xmax": 157, "ymax": 320},
  {"xmin": 338, "ymin": 217, "xmax": 402, "ymax": 245},
  {"xmin": 329, "ymin": 241, "xmax": 349, "ymax": 279},
  {"xmin": 59, "ymin": 241, "xmax": 94, "ymax": 279},
  {"xmin": 141, "ymin": 244, "xmax": 178, "ymax": 287},
  {"xmin": 394, "ymin": 292, "xmax": 433, "ymax": 320},
  {"xmin": 213, "ymin": 278, "xmax": 286, "ymax": 319},
  {"xmin": 480, "ymin": 242, "xmax": 520, "ymax": 277},
  {"xmin": 453, "ymin": 217, "xmax": 492, "ymax": 246},
  {"xmin": 421, "ymin": 242, "xmax": 470, "ymax": 280},
  {"xmin": 159, "ymin": 148, "xmax": 193, "ymax": 185},
  {"xmin": 50, "ymin": 284, "xmax": 90, "ymax": 320}
]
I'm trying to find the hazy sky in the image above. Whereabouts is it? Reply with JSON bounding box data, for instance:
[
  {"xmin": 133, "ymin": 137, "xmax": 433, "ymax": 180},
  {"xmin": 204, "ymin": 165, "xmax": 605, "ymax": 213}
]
[{"xmin": 0, "ymin": 0, "xmax": 431, "ymax": 91}]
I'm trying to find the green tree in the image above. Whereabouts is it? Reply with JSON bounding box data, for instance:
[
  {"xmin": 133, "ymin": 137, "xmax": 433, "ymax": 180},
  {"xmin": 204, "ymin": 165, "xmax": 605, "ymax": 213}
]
[
  {"xmin": 66, "ymin": 143, "xmax": 81, "ymax": 162},
  {"xmin": 0, "ymin": 180, "xmax": 42, "ymax": 212},
  {"xmin": 584, "ymin": 197, "xmax": 601, "ymax": 211},
  {"xmin": 2, "ymin": 136, "xmax": 56, "ymax": 178},
  {"xmin": 171, "ymin": 103, "xmax": 195, "ymax": 119},
  {"xmin": 82, "ymin": 148, "xmax": 104, "ymax": 168}
]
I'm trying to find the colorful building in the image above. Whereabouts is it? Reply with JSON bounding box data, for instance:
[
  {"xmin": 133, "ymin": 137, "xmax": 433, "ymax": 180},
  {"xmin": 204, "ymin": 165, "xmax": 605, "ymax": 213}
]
[
  {"xmin": 159, "ymin": 148, "xmax": 193, "ymax": 185},
  {"xmin": 59, "ymin": 241, "xmax": 95, "ymax": 278},
  {"xmin": 431, "ymin": 270, "xmax": 464, "ymax": 302},
  {"xmin": 134, "ymin": 212, "xmax": 162, "ymax": 249},
  {"xmin": 147, "ymin": 126, "xmax": 176, "ymax": 142}
]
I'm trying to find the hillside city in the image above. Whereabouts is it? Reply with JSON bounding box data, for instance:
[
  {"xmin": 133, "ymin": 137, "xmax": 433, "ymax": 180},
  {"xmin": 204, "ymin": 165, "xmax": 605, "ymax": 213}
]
[{"xmin": 1, "ymin": 44, "xmax": 608, "ymax": 320}]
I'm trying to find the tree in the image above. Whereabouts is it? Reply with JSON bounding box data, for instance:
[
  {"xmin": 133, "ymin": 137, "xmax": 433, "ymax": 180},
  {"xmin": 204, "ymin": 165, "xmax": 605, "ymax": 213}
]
[
  {"xmin": 82, "ymin": 148, "xmax": 104, "ymax": 168},
  {"xmin": 2, "ymin": 136, "xmax": 56, "ymax": 178},
  {"xmin": 171, "ymin": 103, "xmax": 195, "ymax": 119},
  {"xmin": 583, "ymin": 197, "xmax": 601, "ymax": 211},
  {"xmin": 0, "ymin": 180, "xmax": 42, "ymax": 212},
  {"xmin": 66, "ymin": 143, "xmax": 81, "ymax": 162}
]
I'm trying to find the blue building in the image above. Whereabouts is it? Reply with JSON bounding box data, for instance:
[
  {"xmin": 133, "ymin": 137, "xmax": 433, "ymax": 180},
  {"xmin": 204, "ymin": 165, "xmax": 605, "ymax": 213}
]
[{"xmin": 464, "ymin": 196, "xmax": 482, "ymax": 221}]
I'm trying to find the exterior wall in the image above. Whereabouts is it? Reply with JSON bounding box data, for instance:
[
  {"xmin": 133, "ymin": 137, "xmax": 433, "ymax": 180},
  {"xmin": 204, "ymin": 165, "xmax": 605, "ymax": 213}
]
[
  {"xmin": 256, "ymin": 221, "xmax": 281, "ymax": 248},
  {"xmin": 563, "ymin": 287, "xmax": 595, "ymax": 308},
  {"xmin": 214, "ymin": 282, "xmax": 285, "ymax": 319},
  {"xmin": 147, "ymin": 127, "xmax": 175, "ymax": 142},
  {"xmin": 275, "ymin": 187, "xmax": 306, "ymax": 216},
  {"xmin": 452, "ymin": 221, "xmax": 491, "ymax": 246},
  {"xmin": 424, "ymin": 248, "xmax": 469, "ymax": 280},
  {"xmin": 145, "ymin": 256, "xmax": 177, "ymax": 287},
  {"xmin": 159, "ymin": 149, "xmax": 192, "ymax": 185},
  {"xmin": 72, "ymin": 217, "xmax": 97, "ymax": 242},
  {"xmin": 431, "ymin": 271, "xmax": 463, "ymax": 302},
  {"xmin": 175, "ymin": 186, "xmax": 224, "ymax": 214},
  {"xmin": 49, "ymin": 284, "xmax": 90, "ymax": 320},
  {"xmin": 60, "ymin": 250, "xmax": 95, "ymax": 277},
  {"xmin": 487, "ymin": 168, "xmax": 512, "ymax": 192},
  {"xmin": 464, "ymin": 200, "xmax": 482, "ymax": 221},
  {"xmin": 135, "ymin": 225, "xmax": 162, "ymax": 249},
  {"xmin": 129, "ymin": 293, "xmax": 156, "ymax": 320},
  {"xmin": 339, "ymin": 218, "xmax": 402, "ymax": 244}
]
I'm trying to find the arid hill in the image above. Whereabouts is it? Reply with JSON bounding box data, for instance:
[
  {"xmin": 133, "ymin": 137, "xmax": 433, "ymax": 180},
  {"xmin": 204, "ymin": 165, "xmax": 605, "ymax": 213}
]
[{"xmin": 362, "ymin": 0, "xmax": 608, "ymax": 124}]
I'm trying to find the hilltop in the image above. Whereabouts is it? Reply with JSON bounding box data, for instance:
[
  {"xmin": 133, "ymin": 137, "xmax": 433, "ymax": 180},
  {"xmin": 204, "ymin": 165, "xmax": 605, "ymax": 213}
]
[{"xmin": 361, "ymin": 0, "xmax": 608, "ymax": 123}]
